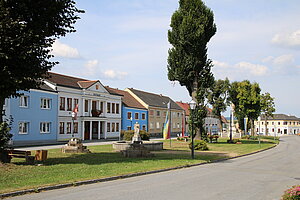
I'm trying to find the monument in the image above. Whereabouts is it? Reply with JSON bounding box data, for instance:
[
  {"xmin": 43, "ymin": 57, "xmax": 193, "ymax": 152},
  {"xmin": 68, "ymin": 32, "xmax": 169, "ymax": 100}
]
[
  {"xmin": 61, "ymin": 138, "xmax": 91, "ymax": 153},
  {"xmin": 121, "ymin": 122, "xmax": 153, "ymax": 158}
]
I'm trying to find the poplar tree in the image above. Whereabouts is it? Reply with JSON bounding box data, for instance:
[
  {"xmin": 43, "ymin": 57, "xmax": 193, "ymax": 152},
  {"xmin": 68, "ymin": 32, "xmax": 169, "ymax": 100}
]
[{"xmin": 167, "ymin": 0, "xmax": 216, "ymax": 139}]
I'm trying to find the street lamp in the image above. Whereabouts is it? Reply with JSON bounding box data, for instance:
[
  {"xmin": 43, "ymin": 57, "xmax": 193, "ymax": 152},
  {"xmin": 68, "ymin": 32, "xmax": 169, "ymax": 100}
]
[
  {"xmin": 71, "ymin": 111, "xmax": 76, "ymax": 138},
  {"xmin": 258, "ymin": 116, "xmax": 261, "ymax": 147},
  {"xmin": 189, "ymin": 99, "xmax": 196, "ymax": 159},
  {"xmin": 130, "ymin": 116, "xmax": 133, "ymax": 130}
]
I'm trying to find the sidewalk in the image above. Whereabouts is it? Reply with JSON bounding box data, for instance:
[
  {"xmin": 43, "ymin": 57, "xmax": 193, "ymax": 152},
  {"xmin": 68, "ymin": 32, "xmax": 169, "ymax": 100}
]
[{"xmin": 15, "ymin": 138, "xmax": 166, "ymax": 151}]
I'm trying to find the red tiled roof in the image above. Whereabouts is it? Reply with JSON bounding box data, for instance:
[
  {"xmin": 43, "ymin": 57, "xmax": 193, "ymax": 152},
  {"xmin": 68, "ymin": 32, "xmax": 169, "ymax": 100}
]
[
  {"xmin": 105, "ymin": 87, "xmax": 146, "ymax": 109},
  {"xmin": 176, "ymin": 102, "xmax": 190, "ymax": 116},
  {"xmin": 47, "ymin": 72, "xmax": 87, "ymax": 89},
  {"xmin": 77, "ymin": 80, "xmax": 98, "ymax": 89}
]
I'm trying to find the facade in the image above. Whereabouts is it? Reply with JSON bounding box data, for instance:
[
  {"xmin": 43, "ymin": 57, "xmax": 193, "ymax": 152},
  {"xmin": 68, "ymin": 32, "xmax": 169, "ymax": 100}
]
[
  {"xmin": 125, "ymin": 88, "xmax": 184, "ymax": 137},
  {"xmin": 255, "ymin": 114, "xmax": 300, "ymax": 136},
  {"xmin": 45, "ymin": 72, "xmax": 122, "ymax": 141},
  {"xmin": 105, "ymin": 87, "xmax": 148, "ymax": 132},
  {"xmin": 176, "ymin": 102, "xmax": 227, "ymax": 136},
  {"xmin": 3, "ymin": 85, "xmax": 58, "ymax": 146}
]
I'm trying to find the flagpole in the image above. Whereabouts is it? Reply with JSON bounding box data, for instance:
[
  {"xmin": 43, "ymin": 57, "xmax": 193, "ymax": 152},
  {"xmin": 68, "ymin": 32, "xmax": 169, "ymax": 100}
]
[{"xmin": 169, "ymin": 102, "xmax": 172, "ymax": 147}]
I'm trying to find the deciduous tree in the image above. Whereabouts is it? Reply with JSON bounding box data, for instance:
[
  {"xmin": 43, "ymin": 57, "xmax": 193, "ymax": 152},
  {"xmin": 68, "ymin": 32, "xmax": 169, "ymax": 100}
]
[
  {"xmin": 260, "ymin": 92, "xmax": 275, "ymax": 135},
  {"xmin": 167, "ymin": 0, "xmax": 216, "ymax": 139}
]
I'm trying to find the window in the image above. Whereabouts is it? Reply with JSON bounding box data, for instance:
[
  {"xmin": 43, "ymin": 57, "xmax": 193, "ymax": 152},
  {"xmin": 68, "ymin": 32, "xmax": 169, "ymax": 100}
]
[
  {"xmin": 40, "ymin": 98, "xmax": 51, "ymax": 109},
  {"xmin": 272, "ymin": 122, "xmax": 274, "ymax": 125},
  {"xmin": 60, "ymin": 97, "xmax": 65, "ymax": 110},
  {"xmin": 112, "ymin": 123, "xmax": 115, "ymax": 132},
  {"xmin": 107, "ymin": 103, "xmax": 111, "ymax": 113},
  {"xmin": 112, "ymin": 103, "xmax": 115, "ymax": 114},
  {"xmin": 40, "ymin": 122, "xmax": 50, "ymax": 133},
  {"xmin": 150, "ymin": 122, "xmax": 154, "ymax": 129},
  {"xmin": 67, "ymin": 98, "xmax": 72, "ymax": 111},
  {"xmin": 19, "ymin": 122, "xmax": 28, "ymax": 134},
  {"xmin": 59, "ymin": 122, "xmax": 64, "ymax": 134},
  {"xmin": 156, "ymin": 122, "xmax": 160, "ymax": 129},
  {"xmin": 289, "ymin": 122, "xmax": 292, "ymax": 125},
  {"xmin": 135, "ymin": 113, "xmax": 139, "ymax": 120},
  {"xmin": 73, "ymin": 122, "xmax": 78, "ymax": 133},
  {"xmin": 107, "ymin": 123, "xmax": 111, "ymax": 132},
  {"xmin": 156, "ymin": 111, "xmax": 160, "ymax": 116},
  {"xmin": 177, "ymin": 123, "xmax": 180, "ymax": 128},
  {"xmin": 19, "ymin": 96, "xmax": 29, "ymax": 107},
  {"xmin": 116, "ymin": 123, "xmax": 119, "ymax": 132},
  {"xmin": 116, "ymin": 104, "xmax": 120, "ymax": 114},
  {"xmin": 283, "ymin": 121, "xmax": 288, "ymax": 125},
  {"xmin": 66, "ymin": 122, "xmax": 71, "ymax": 134},
  {"xmin": 272, "ymin": 128, "xmax": 274, "ymax": 132},
  {"xmin": 177, "ymin": 113, "xmax": 180, "ymax": 118},
  {"xmin": 74, "ymin": 98, "xmax": 79, "ymax": 110},
  {"xmin": 267, "ymin": 122, "xmax": 269, "ymax": 125},
  {"xmin": 96, "ymin": 85, "xmax": 99, "ymax": 90},
  {"xmin": 85, "ymin": 100, "xmax": 89, "ymax": 112},
  {"xmin": 278, "ymin": 122, "xmax": 280, "ymax": 125},
  {"xmin": 262, "ymin": 122, "xmax": 264, "ymax": 125},
  {"xmin": 149, "ymin": 110, "xmax": 154, "ymax": 116},
  {"xmin": 100, "ymin": 102, "xmax": 104, "ymax": 113},
  {"xmin": 142, "ymin": 113, "xmax": 146, "ymax": 120},
  {"xmin": 127, "ymin": 126, "xmax": 132, "ymax": 130},
  {"xmin": 127, "ymin": 112, "xmax": 132, "ymax": 120}
]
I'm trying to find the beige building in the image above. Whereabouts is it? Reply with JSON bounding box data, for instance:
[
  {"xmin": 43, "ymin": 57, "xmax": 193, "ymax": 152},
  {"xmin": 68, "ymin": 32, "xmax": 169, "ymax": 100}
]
[
  {"xmin": 125, "ymin": 88, "xmax": 184, "ymax": 137},
  {"xmin": 255, "ymin": 114, "xmax": 300, "ymax": 136}
]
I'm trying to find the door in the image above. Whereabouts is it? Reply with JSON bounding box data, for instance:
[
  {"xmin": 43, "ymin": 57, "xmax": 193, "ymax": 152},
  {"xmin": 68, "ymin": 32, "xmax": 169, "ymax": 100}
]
[
  {"xmin": 92, "ymin": 121, "xmax": 98, "ymax": 140},
  {"xmin": 84, "ymin": 121, "xmax": 90, "ymax": 140}
]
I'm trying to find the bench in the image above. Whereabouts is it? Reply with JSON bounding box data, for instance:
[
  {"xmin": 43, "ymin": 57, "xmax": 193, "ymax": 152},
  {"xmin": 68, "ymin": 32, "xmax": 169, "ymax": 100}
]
[{"xmin": 7, "ymin": 150, "xmax": 35, "ymax": 164}]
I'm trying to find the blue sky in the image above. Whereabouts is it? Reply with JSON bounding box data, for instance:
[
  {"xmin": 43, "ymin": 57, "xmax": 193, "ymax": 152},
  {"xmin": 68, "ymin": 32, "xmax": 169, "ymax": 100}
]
[{"xmin": 51, "ymin": 0, "xmax": 300, "ymax": 117}]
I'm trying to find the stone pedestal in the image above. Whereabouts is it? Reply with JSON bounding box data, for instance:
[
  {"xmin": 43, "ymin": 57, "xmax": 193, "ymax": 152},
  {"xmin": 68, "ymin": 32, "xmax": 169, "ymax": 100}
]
[
  {"xmin": 121, "ymin": 142, "xmax": 153, "ymax": 158},
  {"xmin": 61, "ymin": 138, "xmax": 90, "ymax": 153}
]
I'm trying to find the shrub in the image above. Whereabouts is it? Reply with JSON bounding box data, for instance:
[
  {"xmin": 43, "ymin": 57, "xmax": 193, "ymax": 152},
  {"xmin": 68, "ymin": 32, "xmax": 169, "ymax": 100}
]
[
  {"xmin": 281, "ymin": 185, "xmax": 300, "ymax": 200},
  {"xmin": 0, "ymin": 122, "xmax": 13, "ymax": 163},
  {"xmin": 241, "ymin": 135, "xmax": 250, "ymax": 139},
  {"xmin": 122, "ymin": 130, "xmax": 150, "ymax": 141},
  {"xmin": 227, "ymin": 139, "xmax": 240, "ymax": 144},
  {"xmin": 189, "ymin": 140, "xmax": 209, "ymax": 151}
]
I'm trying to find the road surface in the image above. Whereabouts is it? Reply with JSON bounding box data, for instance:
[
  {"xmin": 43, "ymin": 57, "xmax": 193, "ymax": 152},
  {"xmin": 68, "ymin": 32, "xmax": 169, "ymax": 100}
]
[{"xmin": 9, "ymin": 136, "xmax": 300, "ymax": 200}]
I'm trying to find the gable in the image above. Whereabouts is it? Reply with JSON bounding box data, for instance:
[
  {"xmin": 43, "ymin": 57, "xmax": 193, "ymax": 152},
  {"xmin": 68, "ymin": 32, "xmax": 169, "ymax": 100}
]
[{"xmin": 85, "ymin": 81, "xmax": 109, "ymax": 93}]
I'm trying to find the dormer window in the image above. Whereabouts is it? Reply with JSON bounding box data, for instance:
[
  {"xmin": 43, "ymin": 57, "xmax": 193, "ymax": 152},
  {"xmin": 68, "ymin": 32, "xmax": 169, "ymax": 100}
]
[{"xmin": 96, "ymin": 85, "xmax": 99, "ymax": 90}]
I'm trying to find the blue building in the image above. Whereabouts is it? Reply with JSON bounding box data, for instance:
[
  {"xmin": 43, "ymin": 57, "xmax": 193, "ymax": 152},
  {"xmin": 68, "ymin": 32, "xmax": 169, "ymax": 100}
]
[
  {"xmin": 4, "ymin": 84, "xmax": 58, "ymax": 146},
  {"xmin": 105, "ymin": 87, "xmax": 148, "ymax": 131}
]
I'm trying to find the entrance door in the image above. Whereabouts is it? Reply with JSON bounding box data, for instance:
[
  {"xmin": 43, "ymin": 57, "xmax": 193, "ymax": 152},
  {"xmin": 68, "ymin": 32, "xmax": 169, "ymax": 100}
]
[
  {"xmin": 84, "ymin": 121, "xmax": 90, "ymax": 140},
  {"xmin": 92, "ymin": 121, "xmax": 99, "ymax": 140}
]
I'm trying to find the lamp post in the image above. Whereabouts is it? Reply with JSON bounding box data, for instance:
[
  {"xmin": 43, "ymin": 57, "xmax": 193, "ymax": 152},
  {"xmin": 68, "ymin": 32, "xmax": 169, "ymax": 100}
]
[
  {"xmin": 130, "ymin": 116, "xmax": 133, "ymax": 130},
  {"xmin": 258, "ymin": 116, "xmax": 261, "ymax": 147},
  {"xmin": 71, "ymin": 111, "xmax": 76, "ymax": 138},
  {"xmin": 189, "ymin": 99, "xmax": 196, "ymax": 159}
]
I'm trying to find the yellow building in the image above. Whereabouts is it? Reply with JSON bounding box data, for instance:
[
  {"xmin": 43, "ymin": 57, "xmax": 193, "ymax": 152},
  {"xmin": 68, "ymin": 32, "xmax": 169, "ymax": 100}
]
[
  {"xmin": 125, "ymin": 88, "xmax": 184, "ymax": 137},
  {"xmin": 255, "ymin": 114, "xmax": 300, "ymax": 136}
]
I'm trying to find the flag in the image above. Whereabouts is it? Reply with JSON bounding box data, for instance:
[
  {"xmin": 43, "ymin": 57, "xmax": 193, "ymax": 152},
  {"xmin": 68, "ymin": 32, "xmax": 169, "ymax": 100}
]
[
  {"xmin": 72, "ymin": 104, "xmax": 79, "ymax": 120},
  {"xmin": 163, "ymin": 111, "xmax": 170, "ymax": 140}
]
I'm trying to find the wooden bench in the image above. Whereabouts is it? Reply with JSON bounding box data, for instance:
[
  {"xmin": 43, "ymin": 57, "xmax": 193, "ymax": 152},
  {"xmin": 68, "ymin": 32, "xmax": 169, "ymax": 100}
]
[{"xmin": 7, "ymin": 150, "xmax": 35, "ymax": 164}]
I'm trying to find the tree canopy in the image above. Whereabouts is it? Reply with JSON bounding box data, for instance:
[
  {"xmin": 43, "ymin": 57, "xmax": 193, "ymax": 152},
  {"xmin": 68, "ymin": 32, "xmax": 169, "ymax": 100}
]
[
  {"xmin": 260, "ymin": 92, "xmax": 276, "ymax": 135},
  {"xmin": 167, "ymin": 0, "xmax": 216, "ymax": 139},
  {"xmin": 0, "ymin": 0, "xmax": 84, "ymax": 122}
]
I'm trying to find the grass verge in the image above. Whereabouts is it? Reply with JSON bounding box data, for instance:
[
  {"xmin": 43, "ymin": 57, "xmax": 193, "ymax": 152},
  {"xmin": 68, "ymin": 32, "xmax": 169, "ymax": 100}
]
[{"xmin": 0, "ymin": 138, "xmax": 277, "ymax": 194}]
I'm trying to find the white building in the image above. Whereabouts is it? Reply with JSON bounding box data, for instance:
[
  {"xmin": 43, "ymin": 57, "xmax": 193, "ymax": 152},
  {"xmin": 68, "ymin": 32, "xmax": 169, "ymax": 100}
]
[
  {"xmin": 45, "ymin": 72, "xmax": 122, "ymax": 141},
  {"xmin": 255, "ymin": 114, "xmax": 300, "ymax": 136}
]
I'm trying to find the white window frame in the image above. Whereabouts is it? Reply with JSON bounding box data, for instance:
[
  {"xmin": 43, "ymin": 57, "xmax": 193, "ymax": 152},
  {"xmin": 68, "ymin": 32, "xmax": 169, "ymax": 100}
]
[
  {"xmin": 19, "ymin": 122, "xmax": 29, "ymax": 134},
  {"xmin": 40, "ymin": 98, "xmax": 51, "ymax": 109},
  {"xmin": 156, "ymin": 122, "xmax": 160, "ymax": 129},
  {"xmin": 40, "ymin": 122, "xmax": 51, "ymax": 133},
  {"xmin": 19, "ymin": 96, "xmax": 29, "ymax": 108}
]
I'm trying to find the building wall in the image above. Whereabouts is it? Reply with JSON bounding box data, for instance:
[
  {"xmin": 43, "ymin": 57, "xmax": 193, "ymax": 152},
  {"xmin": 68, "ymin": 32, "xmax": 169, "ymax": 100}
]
[
  {"xmin": 8, "ymin": 90, "xmax": 58, "ymax": 144},
  {"xmin": 121, "ymin": 106, "xmax": 148, "ymax": 131},
  {"xmin": 148, "ymin": 107, "xmax": 184, "ymax": 136},
  {"xmin": 255, "ymin": 119, "xmax": 300, "ymax": 136}
]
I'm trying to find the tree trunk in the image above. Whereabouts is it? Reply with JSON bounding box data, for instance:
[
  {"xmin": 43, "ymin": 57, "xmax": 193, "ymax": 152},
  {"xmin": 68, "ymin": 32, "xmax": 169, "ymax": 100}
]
[
  {"xmin": 191, "ymin": 78, "xmax": 202, "ymax": 140},
  {"xmin": 251, "ymin": 119, "xmax": 255, "ymax": 136},
  {"xmin": 218, "ymin": 115, "xmax": 223, "ymax": 136},
  {"xmin": 265, "ymin": 118, "xmax": 268, "ymax": 136},
  {"xmin": 0, "ymin": 97, "xmax": 5, "ymax": 124}
]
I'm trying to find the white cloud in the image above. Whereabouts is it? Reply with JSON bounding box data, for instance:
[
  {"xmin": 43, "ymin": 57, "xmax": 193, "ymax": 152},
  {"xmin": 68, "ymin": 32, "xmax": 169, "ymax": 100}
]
[
  {"xmin": 84, "ymin": 59, "xmax": 99, "ymax": 76},
  {"xmin": 103, "ymin": 70, "xmax": 128, "ymax": 80},
  {"xmin": 212, "ymin": 60, "xmax": 268, "ymax": 80},
  {"xmin": 271, "ymin": 30, "xmax": 300, "ymax": 49},
  {"xmin": 51, "ymin": 40, "xmax": 80, "ymax": 58},
  {"xmin": 272, "ymin": 54, "xmax": 294, "ymax": 66}
]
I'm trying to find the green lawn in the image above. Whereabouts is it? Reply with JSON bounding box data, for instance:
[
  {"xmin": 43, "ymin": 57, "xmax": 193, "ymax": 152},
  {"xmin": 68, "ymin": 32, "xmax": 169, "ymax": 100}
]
[{"xmin": 0, "ymin": 138, "xmax": 277, "ymax": 194}]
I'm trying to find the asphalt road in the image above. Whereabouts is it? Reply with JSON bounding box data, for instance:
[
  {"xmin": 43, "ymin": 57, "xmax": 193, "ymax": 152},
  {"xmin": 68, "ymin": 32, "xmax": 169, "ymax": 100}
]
[{"xmin": 9, "ymin": 136, "xmax": 300, "ymax": 200}]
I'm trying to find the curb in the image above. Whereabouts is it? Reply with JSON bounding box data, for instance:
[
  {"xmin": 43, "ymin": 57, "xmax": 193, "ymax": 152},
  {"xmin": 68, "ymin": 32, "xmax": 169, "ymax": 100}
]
[{"xmin": 0, "ymin": 143, "xmax": 278, "ymax": 199}]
